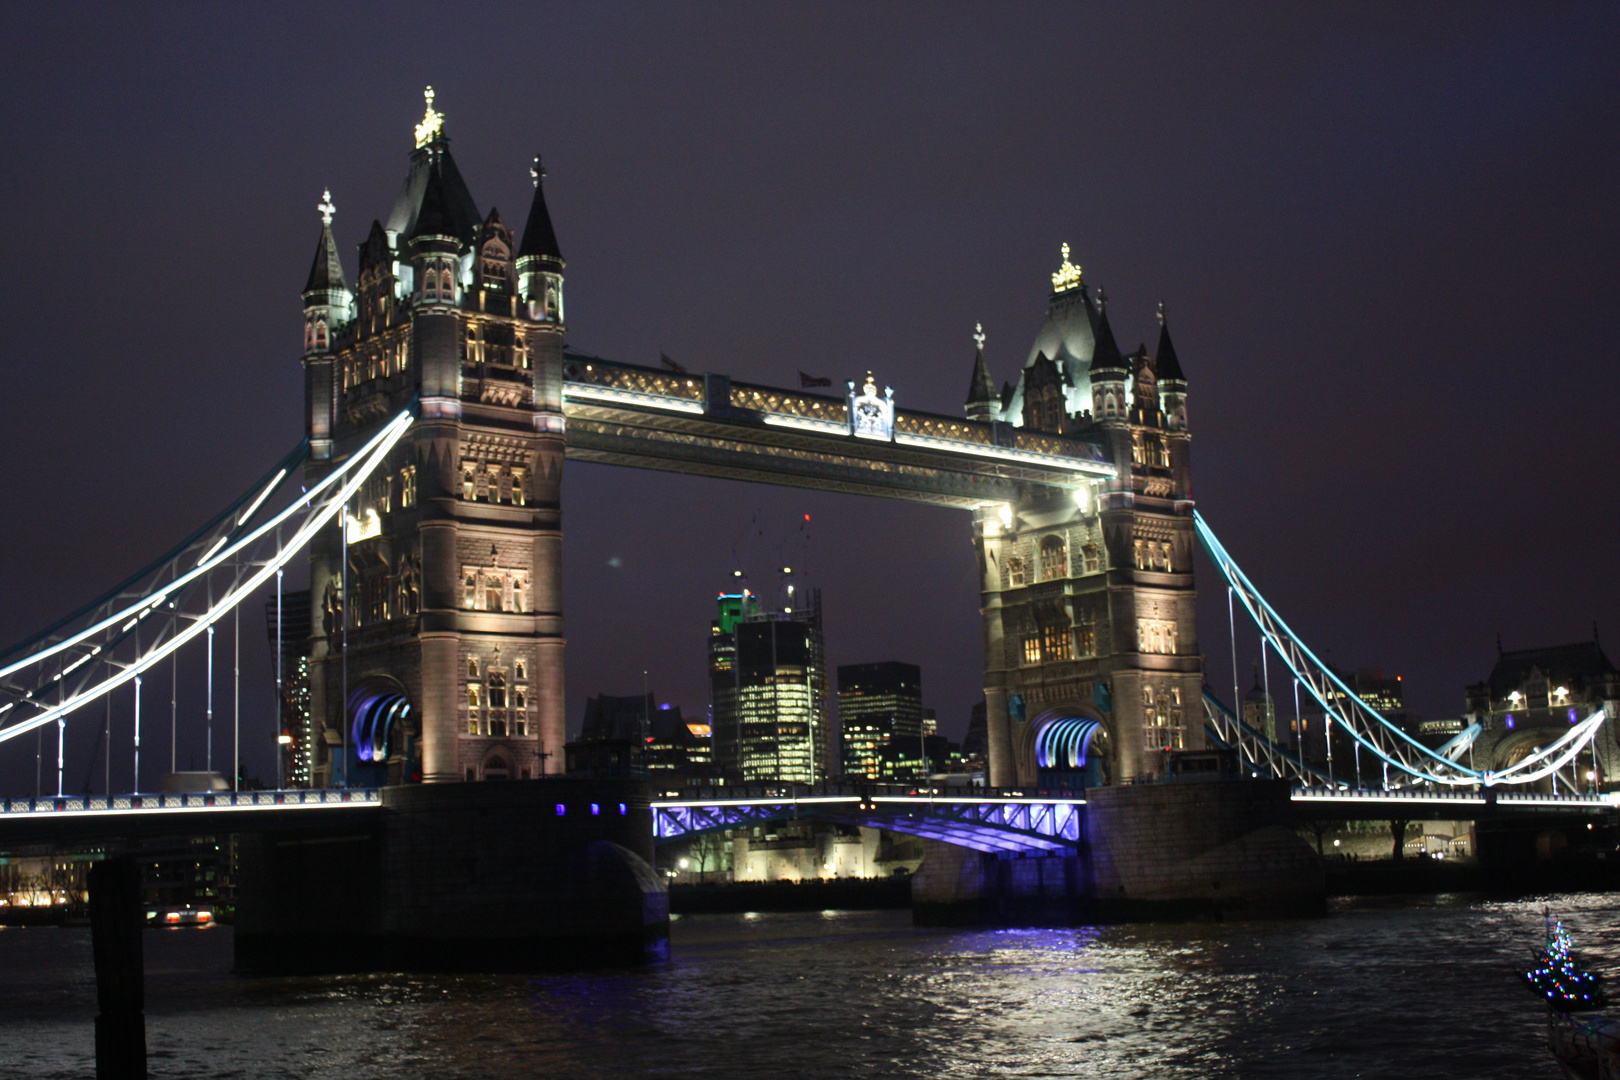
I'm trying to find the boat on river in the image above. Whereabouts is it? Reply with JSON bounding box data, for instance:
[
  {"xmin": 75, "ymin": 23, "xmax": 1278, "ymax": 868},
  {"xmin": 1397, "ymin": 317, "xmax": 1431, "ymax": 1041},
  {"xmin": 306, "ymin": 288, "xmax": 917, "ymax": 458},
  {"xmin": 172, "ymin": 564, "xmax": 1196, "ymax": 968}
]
[{"xmin": 1528, "ymin": 913, "xmax": 1618, "ymax": 1079}]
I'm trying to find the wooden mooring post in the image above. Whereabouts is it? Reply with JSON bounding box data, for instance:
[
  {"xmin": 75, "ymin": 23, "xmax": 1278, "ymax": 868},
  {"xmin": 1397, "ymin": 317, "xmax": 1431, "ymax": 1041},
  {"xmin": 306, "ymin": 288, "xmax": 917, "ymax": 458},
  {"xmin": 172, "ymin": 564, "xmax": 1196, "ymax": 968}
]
[{"xmin": 88, "ymin": 857, "xmax": 146, "ymax": 1079}]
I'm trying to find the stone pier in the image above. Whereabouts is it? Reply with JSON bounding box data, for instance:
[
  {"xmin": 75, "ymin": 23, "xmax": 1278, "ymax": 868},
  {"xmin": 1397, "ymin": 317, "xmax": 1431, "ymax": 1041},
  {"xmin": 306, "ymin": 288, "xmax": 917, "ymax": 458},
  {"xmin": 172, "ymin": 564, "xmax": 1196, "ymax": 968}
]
[
  {"xmin": 235, "ymin": 780, "xmax": 666, "ymax": 973},
  {"xmin": 913, "ymin": 779, "xmax": 1323, "ymax": 924}
]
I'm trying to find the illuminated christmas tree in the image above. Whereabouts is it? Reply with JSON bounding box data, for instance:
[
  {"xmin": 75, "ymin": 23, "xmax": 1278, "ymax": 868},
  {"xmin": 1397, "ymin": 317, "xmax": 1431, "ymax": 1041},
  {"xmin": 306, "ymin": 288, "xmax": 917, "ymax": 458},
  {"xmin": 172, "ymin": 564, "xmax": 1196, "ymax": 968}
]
[{"xmin": 1525, "ymin": 914, "xmax": 1607, "ymax": 1013}]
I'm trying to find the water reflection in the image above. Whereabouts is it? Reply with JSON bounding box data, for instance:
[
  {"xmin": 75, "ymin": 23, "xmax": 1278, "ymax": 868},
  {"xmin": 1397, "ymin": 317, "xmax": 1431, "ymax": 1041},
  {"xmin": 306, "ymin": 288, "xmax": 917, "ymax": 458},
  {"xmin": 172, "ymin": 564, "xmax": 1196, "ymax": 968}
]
[{"xmin": 0, "ymin": 894, "xmax": 1614, "ymax": 1078}]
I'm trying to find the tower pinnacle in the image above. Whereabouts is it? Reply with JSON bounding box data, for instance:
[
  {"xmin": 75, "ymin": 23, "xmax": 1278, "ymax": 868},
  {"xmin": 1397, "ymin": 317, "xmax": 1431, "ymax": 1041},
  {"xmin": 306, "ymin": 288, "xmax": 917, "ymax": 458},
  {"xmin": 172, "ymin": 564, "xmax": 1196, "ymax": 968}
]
[
  {"xmin": 318, "ymin": 189, "xmax": 335, "ymax": 226},
  {"xmin": 973, "ymin": 322, "xmax": 986, "ymax": 350},
  {"xmin": 1051, "ymin": 242, "xmax": 1083, "ymax": 293},
  {"xmin": 414, "ymin": 85, "xmax": 444, "ymax": 148},
  {"xmin": 530, "ymin": 154, "xmax": 545, "ymax": 188}
]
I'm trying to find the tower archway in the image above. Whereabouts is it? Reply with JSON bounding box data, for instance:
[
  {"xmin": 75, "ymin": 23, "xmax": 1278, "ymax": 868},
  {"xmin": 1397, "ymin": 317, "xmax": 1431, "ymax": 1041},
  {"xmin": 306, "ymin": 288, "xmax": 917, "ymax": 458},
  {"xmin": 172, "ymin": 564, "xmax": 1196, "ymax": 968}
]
[
  {"xmin": 1016, "ymin": 705, "xmax": 1111, "ymax": 790},
  {"xmin": 346, "ymin": 677, "xmax": 416, "ymax": 784}
]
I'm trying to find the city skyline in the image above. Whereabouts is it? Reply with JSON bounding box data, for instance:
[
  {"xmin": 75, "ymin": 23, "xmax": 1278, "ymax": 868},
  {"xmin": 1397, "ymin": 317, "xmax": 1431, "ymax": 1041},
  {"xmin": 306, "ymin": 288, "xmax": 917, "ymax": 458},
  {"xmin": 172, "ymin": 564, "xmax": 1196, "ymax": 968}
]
[{"xmin": 0, "ymin": 6, "xmax": 1617, "ymax": 792}]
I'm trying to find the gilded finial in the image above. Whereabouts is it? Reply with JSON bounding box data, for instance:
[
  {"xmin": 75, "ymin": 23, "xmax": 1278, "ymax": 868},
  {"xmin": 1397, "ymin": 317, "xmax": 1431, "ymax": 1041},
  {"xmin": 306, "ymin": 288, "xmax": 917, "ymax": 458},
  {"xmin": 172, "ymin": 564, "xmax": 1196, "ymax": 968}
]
[
  {"xmin": 317, "ymin": 189, "xmax": 336, "ymax": 226},
  {"xmin": 530, "ymin": 154, "xmax": 545, "ymax": 189},
  {"xmin": 1157, "ymin": 300, "xmax": 1167, "ymax": 326},
  {"xmin": 863, "ymin": 371, "xmax": 878, "ymax": 396},
  {"xmin": 973, "ymin": 322, "xmax": 985, "ymax": 351},
  {"xmin": 414, "ymin": 85, "xmax": 444, "ymax": 148},
  {"xmin": 1051, "ymin": 242, "xmax": 1082, "ymax": 292}
]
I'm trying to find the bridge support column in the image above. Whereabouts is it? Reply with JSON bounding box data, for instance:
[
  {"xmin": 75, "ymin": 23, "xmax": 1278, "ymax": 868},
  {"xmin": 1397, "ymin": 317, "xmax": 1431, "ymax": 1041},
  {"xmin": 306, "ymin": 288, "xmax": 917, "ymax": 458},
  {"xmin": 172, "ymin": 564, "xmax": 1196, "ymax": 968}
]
[
  {"xmin": 89, "ymin": 857, "xmax": 146, "ymax": 1080},
  {"xmin": 235, "ymin": 781, "xmax": 667, "ymax": 973}
]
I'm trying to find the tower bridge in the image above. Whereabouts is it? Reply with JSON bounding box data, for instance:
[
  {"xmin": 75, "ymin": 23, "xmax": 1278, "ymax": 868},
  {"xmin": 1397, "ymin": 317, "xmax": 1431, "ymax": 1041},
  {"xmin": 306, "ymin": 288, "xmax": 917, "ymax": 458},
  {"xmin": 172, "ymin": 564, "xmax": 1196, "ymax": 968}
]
[{"xmin": 1, "ymin": 92, "xmax": 1615, "ymax": 971}]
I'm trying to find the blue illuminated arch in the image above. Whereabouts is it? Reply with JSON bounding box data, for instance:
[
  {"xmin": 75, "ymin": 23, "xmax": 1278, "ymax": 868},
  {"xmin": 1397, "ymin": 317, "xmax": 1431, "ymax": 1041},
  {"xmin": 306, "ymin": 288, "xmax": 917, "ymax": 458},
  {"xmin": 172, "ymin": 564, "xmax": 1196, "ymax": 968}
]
[
  {"xmin": 348, "ymin": 680, "xmax": 413, "ymax": 763},
  {"xmin": 1034, "ymin": 715, "xmax": 1102, "ymax": 769}
]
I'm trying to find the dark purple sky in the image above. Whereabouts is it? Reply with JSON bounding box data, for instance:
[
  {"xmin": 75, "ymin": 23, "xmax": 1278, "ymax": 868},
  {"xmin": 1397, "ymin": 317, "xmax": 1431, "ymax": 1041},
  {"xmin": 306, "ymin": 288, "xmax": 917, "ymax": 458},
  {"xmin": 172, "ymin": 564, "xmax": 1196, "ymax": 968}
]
[{"xmin": 1, "ymin": 4, "xmax": 1617, "ymax": 789}]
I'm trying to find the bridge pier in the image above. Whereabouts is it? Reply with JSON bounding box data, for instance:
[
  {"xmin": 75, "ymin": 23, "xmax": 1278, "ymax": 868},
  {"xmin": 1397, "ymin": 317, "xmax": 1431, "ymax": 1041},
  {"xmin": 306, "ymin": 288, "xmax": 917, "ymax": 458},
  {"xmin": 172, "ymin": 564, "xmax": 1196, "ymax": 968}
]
[
  {"xmin": 235, "ymin": 780, "xmax": 666, "ymax": 973},
  {"xmin": 912, "ymin": 779, "xmax": 1323, "ymax": 924}
]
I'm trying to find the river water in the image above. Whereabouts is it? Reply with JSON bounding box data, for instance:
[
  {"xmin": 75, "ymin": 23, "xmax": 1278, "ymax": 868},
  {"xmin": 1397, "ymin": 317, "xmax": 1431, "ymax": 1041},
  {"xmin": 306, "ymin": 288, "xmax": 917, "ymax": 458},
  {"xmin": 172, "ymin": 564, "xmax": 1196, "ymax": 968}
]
[{"xmin": 1, "ymin": 892, "xmax": 1612, "ymax": 1079}]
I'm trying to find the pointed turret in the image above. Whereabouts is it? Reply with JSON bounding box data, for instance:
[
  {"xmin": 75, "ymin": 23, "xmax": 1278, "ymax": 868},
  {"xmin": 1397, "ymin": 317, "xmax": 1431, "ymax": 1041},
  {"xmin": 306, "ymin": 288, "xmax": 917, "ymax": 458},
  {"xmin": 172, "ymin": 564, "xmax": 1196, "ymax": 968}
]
[
  {"xmin": 965, "ymin": 323, "xmax": 997, "ymax": 423},
  {"xmin": 517, "ymin": 154, "xmax": 566, "ymax": 323},
  {"xmin": 1128, "ymin": 344, "xmax": 1160, "ymax": 426},
  {"xmin": 302, "ymin": 190, "xmax": 353, "ymax": 355},
  {"xmin": 1087, "ymin": 297, "xmax": 1127, "ymax": 421},
  {"xmin": 472, "ymin": 206, "xmax": 517, "ymax": 310},
  {"xmin": 1156, "ymin": 303, "xmax": 1188, "ymax": 430}
]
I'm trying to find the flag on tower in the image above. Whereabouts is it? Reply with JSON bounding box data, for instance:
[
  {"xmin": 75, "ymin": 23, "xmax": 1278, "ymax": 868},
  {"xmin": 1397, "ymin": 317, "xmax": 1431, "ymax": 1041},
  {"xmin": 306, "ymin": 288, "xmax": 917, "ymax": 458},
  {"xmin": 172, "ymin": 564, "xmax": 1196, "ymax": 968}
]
[
  {"xmin": 798, "ymin": 371, "xmax": 832, "ymax": 388},
  {"xmin": 660, "ymin": 353, "xmax": 687, "ymax": 374}
]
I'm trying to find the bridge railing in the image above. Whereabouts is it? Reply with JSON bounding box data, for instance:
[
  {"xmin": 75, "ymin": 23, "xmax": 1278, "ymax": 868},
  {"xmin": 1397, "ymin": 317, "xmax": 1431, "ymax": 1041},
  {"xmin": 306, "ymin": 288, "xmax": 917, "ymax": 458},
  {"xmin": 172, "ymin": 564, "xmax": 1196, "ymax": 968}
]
[
  {"xmin": 1292, "ymin": 785, "xmax": 1617, "ymax": 808},
  {"xmin": 0, "ymin": 789, "xmax": 382, "ymax": 815},
  {"xmin": 653, "ymin": 782, "xmax": 1082, "ymax": 803}
]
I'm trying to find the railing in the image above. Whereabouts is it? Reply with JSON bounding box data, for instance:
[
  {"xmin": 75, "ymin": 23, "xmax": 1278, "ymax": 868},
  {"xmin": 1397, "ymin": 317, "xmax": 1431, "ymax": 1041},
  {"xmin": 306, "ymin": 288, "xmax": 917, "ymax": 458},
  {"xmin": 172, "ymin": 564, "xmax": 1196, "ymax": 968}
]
[
  {"xmin": 1291, "ymin": 785, "xmax": 1616, "ymax": 808},
  {"xmin": 0, "ymin": 788, "xmax": 383, "ymax": 816}
]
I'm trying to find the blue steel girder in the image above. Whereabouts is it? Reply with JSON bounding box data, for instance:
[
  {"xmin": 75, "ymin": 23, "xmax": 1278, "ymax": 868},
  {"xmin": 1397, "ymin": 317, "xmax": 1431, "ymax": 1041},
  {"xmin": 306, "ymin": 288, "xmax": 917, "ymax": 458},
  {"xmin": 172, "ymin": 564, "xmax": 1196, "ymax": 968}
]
[{"xmin": 651, "ymin": 796, "xmax": 1085, "ymax": 855}]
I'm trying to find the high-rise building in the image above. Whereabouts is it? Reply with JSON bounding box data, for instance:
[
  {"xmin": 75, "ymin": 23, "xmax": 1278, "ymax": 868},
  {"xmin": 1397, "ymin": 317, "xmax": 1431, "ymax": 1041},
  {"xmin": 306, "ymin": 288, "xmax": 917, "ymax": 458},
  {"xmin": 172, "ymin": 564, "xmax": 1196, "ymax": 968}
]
[
  {"xmin": 264, "ymin": 591, "xmax": 312, "ymax": 787},
  {"xmin": 710, "ymin": 590, "xmax": 829, "ymax": 783},
  {"xmin": 573, "ymin": 691, "xmax": 714, "ymax": 783},
  {"xmin": 837, "ymin": 662, "xmax": 922, "ymax": 779}
]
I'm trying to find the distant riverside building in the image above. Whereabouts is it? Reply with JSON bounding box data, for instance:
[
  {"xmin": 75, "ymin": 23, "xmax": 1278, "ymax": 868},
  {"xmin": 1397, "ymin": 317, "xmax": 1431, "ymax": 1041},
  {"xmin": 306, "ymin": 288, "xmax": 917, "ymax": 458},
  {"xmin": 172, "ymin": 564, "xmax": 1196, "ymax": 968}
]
[
  {"xmin": 1467, "ymin": 636, "xmax": 1620, "ymax": 788},
  {"xmin": 837, "ymin": 662, "xmax": 923, "ymax": 779},
  {"xmin": 710, "ymin": 590, "xmax": 830, "ymax": 783},
  {"xmin": 876, "ymin": 733, "xmax": 961, "ymax": 781},
  {"xmin": 264, "ymin": 591, "xmax": 313, "ymax": 787},
  {"xmin": 573, "ymin": 692, "xmax": 714, "ymax": 783}
]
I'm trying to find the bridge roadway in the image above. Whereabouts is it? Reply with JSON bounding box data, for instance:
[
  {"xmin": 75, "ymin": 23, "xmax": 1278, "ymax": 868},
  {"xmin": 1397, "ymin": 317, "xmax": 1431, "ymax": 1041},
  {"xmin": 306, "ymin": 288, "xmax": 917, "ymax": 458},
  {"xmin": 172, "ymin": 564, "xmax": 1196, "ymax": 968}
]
[{"xmin": 0, "ymin": 783, "xmax": 1612, "ymax": 851}]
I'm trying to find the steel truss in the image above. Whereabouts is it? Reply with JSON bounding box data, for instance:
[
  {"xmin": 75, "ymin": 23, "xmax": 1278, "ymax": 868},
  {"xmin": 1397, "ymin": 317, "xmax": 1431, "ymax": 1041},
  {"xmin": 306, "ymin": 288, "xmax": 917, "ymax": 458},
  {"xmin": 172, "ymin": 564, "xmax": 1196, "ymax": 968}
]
[
  {"xmin": 0, "ymin": 409, "xmax": 415, "ymax": 751},
  {"xmin": 1195, "ymin": 511, "xmax": 1605, "ymax": 788},
  {"xmin": 652, "ymin": 786, "xmax": 1085, "ymax": 854}
]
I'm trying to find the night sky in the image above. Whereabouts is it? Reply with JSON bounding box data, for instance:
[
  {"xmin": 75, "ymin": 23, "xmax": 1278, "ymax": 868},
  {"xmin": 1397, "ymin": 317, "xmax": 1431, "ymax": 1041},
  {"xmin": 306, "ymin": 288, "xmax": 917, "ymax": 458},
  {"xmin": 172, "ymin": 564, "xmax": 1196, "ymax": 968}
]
[{"xmin": 1, "ymin": 4, "xmax": 1617, "ymax": 791}]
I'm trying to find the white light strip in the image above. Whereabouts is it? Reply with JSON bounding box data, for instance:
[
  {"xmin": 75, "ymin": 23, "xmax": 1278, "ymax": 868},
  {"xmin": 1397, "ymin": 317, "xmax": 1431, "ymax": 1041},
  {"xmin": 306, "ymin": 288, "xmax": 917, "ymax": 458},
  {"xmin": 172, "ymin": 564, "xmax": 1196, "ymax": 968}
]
[
  {"xmin": 0, "ymin": 413, "xmax": 414, "ymax": 744},
  {"xmin": 237, "ymin": 468, "xmax": 287, "ymax": 526},
  {"xmin": 762, "ymin": 413, "xmax": 845, "ymax": 435},
  {"xmin": 1292, "ymin": 791, "xmax": 1487, "ymax": 805},
  {"xmin": 652, "ymin": 796, "xmax": 861, "ymax": 809},
  {"xmin": 563, "ymin": 385, "xmax": 706, "ymax": 414},
  {"xmin": 195, "ymin": 535, "xmax": 229, "ymax": 568}
]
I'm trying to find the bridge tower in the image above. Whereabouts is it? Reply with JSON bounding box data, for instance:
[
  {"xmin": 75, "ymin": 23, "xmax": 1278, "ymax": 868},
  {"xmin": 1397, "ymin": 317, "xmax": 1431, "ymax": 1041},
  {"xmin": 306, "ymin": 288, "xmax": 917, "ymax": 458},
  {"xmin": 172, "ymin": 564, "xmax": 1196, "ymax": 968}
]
[
  {"xmin": 971, "ymin": 250, "xmax": 1203, "ymax": 787},
  {"xmin": 301, "ymin": 90, "xmax": 567, "ymax": 785}
]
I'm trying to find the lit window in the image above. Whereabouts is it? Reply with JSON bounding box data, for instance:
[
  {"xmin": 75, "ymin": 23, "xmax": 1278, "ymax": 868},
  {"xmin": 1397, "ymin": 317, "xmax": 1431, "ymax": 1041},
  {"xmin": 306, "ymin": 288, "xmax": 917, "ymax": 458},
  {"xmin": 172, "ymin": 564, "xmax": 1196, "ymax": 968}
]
[
  {"xmin": 467, "ymin": 685, "xmax": 481, "ymax": 734},
  {"xmin": 511, "ymin": 468, "xmax": 526, "ymax": 507},
  {"xmin": 1082, "ymin": 543, "xmax": 1100, "ymax": 573},
  {"xmin": 1039, "ymin": 535, "xmax": 1067, "ymax": 581},
  {"xmin": 1134, "ymin": 540, "xmax": 1147, "ymax": 570},
  {"xmin": 464, "ymin": 571, "xmax": 477, "ymax": 609},
  {"xmin": 1023, "ymin": 637, "xmax": 1041, "ymax": 664},
  {"xmin": 515, "ymin": 660, "xmax": 526, "ymax": 680},
  {"xmin": 461, "ymin": 464, "xmax": 475, "ymax": 501},
  {"xmin": 1042, "ymin": 625, "xmax": 1072, "ymax": 661},
  {"xmin": 1006, "ymin": 556, "xmax": 1025, "ymax": 588},
  {"xmin": 468, "ymin": 657, "xmax": 479, "ymax": 678}
]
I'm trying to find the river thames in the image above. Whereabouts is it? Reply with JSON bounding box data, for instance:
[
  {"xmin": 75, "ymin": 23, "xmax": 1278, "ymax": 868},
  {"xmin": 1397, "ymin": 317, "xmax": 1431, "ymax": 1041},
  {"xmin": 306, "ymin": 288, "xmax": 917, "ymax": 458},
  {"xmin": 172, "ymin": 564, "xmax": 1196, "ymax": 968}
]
[{"xmin": 2, "ymin": 892, "xmax": 1611, "ymax": 1078}]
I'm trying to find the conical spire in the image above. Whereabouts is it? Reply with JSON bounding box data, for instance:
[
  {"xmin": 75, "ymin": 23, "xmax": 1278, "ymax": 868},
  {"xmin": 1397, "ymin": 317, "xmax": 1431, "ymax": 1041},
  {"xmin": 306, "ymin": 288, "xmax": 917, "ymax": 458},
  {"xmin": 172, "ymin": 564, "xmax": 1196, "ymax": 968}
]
[
  {"xmin": 966, "ymin": 323, "xmax": 996, "ymax": 410},
  {"xmin": 1155, "ymin": 302, "xmax": 1186, "ymax": 384},
  {"xmin": 1088, "ymin": 302, "xmax": 1126, "ymax": 376},
  {"xmin": 303, "ymin": 189, "xmax": 349, "ymax": 295},
  {"xmin": 409, "ymin": 160, "xmax": 458, "ymax": 242},
  {"xmin": 518, "ymin": 154, "xmax": 563, "ymax": 262}
]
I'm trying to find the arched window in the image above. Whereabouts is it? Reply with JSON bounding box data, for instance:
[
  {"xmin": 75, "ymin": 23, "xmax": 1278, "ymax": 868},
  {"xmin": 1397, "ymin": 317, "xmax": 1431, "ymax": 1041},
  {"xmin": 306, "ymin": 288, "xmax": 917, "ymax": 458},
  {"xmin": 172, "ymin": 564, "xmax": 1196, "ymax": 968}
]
[
  {"xmin": 423, "ymin": 269, "xmax": 437, "ymax": 301},
  {"xmin": 467, "ymin": 684, "xmax": 481, "ymax": 734},
  {"xmin": 467, "ymin": 657, "xmax": 479, "ymax": 678},
  {"xmin": 515, "ymin": 660, "xmax": 527, "ymax": 681},
  {"xmin": 487, "ymin": 671, "xmax": 506, "ymax": 710},
  {"xmin": 463, "ymin": 570, "xmax": 477, "ymax": 609},
  {"xmin": 440, "ymin": 269, "xmax": 454, "ymax": 299},
  {"xmin": 485, "ymin": 573, "xmax": 503, "ymax": 612},
  {"xmin": 314, "ymin": 320, "xmax": 328, "ymax": 350},
  {"xmin": 1133, "ymin": 540, "xmax": 1147, "ymax": 570},
  {"xmin": 1082, "ymin": 544, "xmax": 1100, "ymax": 573},
  {"xmin": 1039, "ymin": 535, "xmax": 1067, "ymax": 581},
  {"xmin": 1159, "ymin": 542, "xmax": 1173, "ymax": 572},
  {"xmin": 1005, "ymin": 556, "xmax": 1025, "ymax": 588}
]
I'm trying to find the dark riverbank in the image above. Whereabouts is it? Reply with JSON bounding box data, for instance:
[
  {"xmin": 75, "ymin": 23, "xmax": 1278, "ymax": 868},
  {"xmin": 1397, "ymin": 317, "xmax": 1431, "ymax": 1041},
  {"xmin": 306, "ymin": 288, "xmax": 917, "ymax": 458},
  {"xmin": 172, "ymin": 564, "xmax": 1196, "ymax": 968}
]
[{"xmin": 1326, "ymin": 857, "xmax": 1620, "ymax": 897}]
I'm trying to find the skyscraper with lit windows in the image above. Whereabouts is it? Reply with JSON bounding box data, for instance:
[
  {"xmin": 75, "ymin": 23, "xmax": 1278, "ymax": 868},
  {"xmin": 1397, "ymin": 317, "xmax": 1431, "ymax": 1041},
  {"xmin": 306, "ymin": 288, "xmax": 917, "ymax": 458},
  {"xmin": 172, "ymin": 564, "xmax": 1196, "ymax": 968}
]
[{"xmin": 710, "ymin": 590, "xmax": 830, "ymax": 782}]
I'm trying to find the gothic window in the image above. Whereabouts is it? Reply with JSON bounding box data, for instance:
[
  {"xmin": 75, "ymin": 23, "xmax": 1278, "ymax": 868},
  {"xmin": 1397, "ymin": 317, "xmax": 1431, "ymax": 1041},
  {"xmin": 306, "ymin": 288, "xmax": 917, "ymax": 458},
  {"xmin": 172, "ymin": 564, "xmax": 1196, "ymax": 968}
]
[
  {"xmin": 513, "ymin": 688, "xmax": 527, "ymax": 737},
  {"xmin": 511, "ymin": 468, "xmax": 526, "ymax": 506},
  {"xmin": 512, "ymin": 577, "xmax": 527, "ymax": 613},
  {"xmin": 1134, "ymin": 540, "xmax": 1147, "ymax": 570},
  {"xmin": 463, "ymin": 570, "xmax": 477, "ymax": 609},
  {"xmin": 1005, "ymin": 556, "xmax": 1025, "ymax": 588},
  {"xmin": 440, "ymin": 269, "xmax": 454, "ymax": 300},
  {"xmin": 1023, "ymin": 636, "xmax": 1041, "ymax": 665},
  {"xmin": 1082, "ymin": 543, "xmax": 1100, "ymax": 573},
  {"xmin": 1156, "ymin": 439, "xmax": 1171, "ymax": 468},
  {"xmin": 467, "ymin": 685, "xmax": 481, "ymax": 735},
  {"xmin": 1104, "ymin": 392, "xmax": 1118, "ymax": 417},
  {"xmin": 314, "ymin": 320, "xmax": 328, "ymax": 350},
  {"xmin": 1159, "ymin": 542, "xmax": 1173, "ymax": 572},
  {"xmin": 400, "ymin": 465, "xmax": 416, "ymax": 508},
  {"xmin": 515, "ymin": 660, "xmax": 527, "ymax": 681},
  {"xmin": 1039, "ymin": 535, "xmax": 1067, "ymax": 581},
  {"xmin": 485, "ymin": 574, "xmax": 502, "ymax": 612},
  {"xmin": 488, "ymin": 671, "xmax": 507, "ymax": 711},
  {"xmin": 468, "ymin": 657, "xmax": 479, "ymax": 678},
  {"xmin": 1076, "ymin": 624, "xmax": 1096, "ymax": 657},
  {"xmin": 461, "ymin": 462, "xmax": 476, "ymax": 501},
  {"xmin": 1131, "ymin": 432, "xmax": 1146, "ymax": 466},
  {"xmin": 1041, "ymin": 625, "xmax": 1073, "ymax": 661}
]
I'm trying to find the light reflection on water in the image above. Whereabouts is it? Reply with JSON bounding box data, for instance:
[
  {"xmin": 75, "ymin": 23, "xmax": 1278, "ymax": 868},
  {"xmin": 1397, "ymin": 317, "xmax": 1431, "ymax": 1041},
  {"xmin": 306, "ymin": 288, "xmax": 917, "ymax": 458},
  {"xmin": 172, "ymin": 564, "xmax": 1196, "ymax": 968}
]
[{"xmin": 0, "ymin": 893, "xmax": 1612, "ymax": 1078}]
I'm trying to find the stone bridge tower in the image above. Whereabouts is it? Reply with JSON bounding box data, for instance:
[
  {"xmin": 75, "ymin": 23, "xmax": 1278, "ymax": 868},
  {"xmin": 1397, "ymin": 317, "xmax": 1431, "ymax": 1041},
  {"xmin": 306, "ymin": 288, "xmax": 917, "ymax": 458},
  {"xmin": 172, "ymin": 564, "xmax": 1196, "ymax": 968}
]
[
  {"xmin": 301, "ymin": 90, "xmax": 567, "ymax": 785},
  {"xmin": 969, "ymin": 248, "xmax": 1203, "ymax": 787}
]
